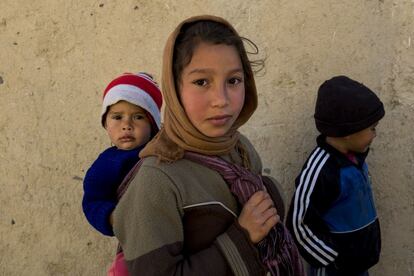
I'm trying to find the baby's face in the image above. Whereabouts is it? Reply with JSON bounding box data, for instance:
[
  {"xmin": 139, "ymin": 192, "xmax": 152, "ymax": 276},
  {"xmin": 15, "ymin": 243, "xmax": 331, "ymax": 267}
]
[{"xmin": 104, "ymin": 101, "xmax": 152, "ymax": 150}]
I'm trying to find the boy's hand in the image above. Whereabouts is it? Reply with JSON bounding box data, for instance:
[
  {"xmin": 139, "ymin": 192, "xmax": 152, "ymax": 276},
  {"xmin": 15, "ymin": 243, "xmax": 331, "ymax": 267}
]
[{"xmin": 238, "ymin": 191, "xmax": 279, "ymax": 243}]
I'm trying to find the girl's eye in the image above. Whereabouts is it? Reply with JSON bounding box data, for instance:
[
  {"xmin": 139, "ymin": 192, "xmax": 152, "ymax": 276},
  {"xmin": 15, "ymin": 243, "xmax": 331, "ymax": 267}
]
[
  {"xmin": 193, "ymin": 79, "xmax": 208, "ymax": 86},
  {"xmin": 228, "ymin": 77, "xmax": 243, "ymax": 85},
  {"xmin": 111, "ymin": 115, "xmax": 122, "ymax": 120}
]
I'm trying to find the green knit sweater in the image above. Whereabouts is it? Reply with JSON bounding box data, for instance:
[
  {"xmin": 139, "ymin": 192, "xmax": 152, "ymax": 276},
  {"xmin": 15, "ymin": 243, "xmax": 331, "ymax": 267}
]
[{"xmin": 113, "ymin": 135, "xmax": 269, "ymax": 275}]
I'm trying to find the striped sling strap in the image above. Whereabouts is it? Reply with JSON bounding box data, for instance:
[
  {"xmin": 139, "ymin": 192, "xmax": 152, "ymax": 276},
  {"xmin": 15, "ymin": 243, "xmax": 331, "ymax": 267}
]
[{"xmin": 185, "ymin": 151, "xmax": 304, "ymax": 276}]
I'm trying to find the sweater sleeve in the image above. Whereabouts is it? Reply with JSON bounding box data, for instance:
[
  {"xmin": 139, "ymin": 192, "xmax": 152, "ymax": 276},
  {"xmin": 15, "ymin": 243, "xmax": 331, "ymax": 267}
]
[
  {"xmin": 82, "ymin": 157, "xmax": 118, "ymax": 236},
  {"xmin": 286, "ymin": 148, "xmax": 340, "ymax": 268},
  {"xmin": 113, "ymin": 164, "xmax": 266, "ymax": 276},
  {"xmin": 82, "ymin": 148, "xmax": 140, "ymax": 236}
]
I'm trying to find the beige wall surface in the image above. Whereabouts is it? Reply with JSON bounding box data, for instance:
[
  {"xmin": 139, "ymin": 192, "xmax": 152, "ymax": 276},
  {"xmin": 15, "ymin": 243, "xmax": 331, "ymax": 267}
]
[{"xmin": 0, "ymin": 0, "xmax": 413, "ymax": 275}]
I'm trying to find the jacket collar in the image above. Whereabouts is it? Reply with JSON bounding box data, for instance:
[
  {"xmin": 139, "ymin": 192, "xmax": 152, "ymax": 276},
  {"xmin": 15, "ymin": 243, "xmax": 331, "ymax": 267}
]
[{"xmin": 316, "ymin": 135, "xmax": 368, "ymax": 168}]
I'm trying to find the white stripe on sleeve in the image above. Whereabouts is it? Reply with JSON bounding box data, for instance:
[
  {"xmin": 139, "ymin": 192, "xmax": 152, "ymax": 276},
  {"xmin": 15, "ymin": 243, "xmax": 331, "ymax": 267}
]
[{"xmin": 292, "ymin": 147, "xmax": 338, "ymax": 265}]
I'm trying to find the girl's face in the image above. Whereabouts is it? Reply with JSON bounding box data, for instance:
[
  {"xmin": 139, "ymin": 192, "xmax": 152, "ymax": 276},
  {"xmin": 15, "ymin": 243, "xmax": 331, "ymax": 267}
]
[
  {"xmin": 179, "ymin": 42, "xmax": 245, "ymax": 138},
  {"xmin": 104, "ymin": 101, "xmax": 152, "ymax": 150}
]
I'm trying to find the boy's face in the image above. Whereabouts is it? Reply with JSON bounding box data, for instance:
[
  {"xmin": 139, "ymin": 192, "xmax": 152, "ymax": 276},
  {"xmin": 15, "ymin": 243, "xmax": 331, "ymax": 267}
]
[
  {"xmin": 104, "ymin": 101, "xmax": 152, "ymax": 150},
  {"xmin": 344, "ymin": 122, "xmax": 378, "ymax": 153}
]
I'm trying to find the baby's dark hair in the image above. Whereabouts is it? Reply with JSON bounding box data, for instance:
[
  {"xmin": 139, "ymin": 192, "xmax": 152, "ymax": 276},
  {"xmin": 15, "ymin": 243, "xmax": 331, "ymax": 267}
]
[{"xmin": 172, "ymin": 20, "xmax": 263, "ymax": 92}]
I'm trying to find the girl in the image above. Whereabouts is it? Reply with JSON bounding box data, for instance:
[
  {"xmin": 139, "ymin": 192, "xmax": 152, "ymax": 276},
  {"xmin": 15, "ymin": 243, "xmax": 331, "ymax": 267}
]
[{"xmin": 113, "ymin": 15, "xmax": 303, "ymax": 275}]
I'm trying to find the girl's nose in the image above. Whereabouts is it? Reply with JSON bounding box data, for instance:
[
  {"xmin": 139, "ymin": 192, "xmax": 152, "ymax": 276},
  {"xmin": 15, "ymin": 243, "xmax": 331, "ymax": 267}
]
[{"xmin": 211, "ymin": 84, "xmax": 229, "ymax": 107}]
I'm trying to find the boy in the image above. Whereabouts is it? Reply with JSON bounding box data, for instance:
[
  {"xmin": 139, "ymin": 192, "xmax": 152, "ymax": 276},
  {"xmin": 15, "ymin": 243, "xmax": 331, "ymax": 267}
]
[
  {"xmin": 287, "ymin": 76, "xmax": 385, "ymax": 276},
  {"xmin": 82, "ymin": 72, "xmax": 162, "ymax": 236}
]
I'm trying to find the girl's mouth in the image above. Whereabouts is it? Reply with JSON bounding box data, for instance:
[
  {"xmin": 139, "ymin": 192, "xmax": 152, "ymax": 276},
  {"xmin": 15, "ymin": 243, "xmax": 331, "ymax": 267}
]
[{"xmin": 208, "ymin": 115, "xmax": 232, "ymax": 126}]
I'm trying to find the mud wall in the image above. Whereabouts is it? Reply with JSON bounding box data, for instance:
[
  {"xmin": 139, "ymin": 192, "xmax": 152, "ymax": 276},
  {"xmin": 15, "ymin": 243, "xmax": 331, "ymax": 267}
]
[{"xmin": 0, "ymin": 1, "xmax": 413, "ymax": 275}]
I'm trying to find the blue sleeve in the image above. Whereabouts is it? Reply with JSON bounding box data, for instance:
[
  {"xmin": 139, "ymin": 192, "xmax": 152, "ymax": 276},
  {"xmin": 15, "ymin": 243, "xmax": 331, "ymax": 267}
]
[{"xmin": 82, "ymin": 147, "xmax": 140, "ymax": 236}]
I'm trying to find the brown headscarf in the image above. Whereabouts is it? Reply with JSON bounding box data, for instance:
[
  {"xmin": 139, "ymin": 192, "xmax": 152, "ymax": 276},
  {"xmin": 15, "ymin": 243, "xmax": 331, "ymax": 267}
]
[{"xmin": 140, "ymin": 15, "xmax": 258, "ymax": 162}]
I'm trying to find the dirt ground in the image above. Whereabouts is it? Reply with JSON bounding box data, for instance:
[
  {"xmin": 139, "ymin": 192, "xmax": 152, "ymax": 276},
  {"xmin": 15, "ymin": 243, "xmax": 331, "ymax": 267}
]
[{"xmin": 0, "ymin": 0, "xmax": 413, "ymax": 275}]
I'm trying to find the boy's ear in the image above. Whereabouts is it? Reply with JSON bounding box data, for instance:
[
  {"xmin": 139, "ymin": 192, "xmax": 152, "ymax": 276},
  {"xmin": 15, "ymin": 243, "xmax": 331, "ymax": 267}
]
[{"xmin": 341, "ymin": 136, "xmax": 353, "ymax": 144}]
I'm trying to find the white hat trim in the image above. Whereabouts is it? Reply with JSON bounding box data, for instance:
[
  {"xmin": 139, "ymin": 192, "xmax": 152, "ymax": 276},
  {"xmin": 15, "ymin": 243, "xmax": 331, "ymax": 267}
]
[{"xmin": 101, "ymin": 84, "xmax": 161, "ymax": 129}]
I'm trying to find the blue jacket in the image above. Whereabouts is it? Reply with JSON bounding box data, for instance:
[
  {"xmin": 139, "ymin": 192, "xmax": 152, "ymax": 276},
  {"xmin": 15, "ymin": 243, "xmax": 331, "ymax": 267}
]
[
  {"xmin": 82, "ymin": 146, "xmax": 143, "ymax": 236},
  {"xmin": 286, "ymin": 135, "xmax": 381, "ymax": 274}
]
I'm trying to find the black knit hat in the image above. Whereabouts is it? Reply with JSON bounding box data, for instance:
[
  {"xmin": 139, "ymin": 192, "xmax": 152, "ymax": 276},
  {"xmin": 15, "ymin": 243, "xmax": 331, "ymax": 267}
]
[{"xmin": 314, "ymin": 76, "xmax": 385, "ymax": 137}]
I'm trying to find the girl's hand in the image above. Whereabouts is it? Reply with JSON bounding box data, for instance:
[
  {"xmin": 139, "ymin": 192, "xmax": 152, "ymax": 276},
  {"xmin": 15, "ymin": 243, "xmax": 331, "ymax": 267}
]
[{"xmin": 237, "ymin": 191, "xmax": 279, "ymax": 243}]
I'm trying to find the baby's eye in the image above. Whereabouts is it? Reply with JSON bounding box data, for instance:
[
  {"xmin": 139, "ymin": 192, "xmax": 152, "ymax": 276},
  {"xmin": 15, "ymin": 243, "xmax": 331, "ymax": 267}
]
[
  {"xmin": 193, "ymin": 79, "xmax": 208, "ymax": 86},
  {"xmin": 111, "ymin": 114, "xmax": 122, "ymax": 120},
  {"xmin": 133, "ymin": 114, "xmax": 145, "ymax": 120}
]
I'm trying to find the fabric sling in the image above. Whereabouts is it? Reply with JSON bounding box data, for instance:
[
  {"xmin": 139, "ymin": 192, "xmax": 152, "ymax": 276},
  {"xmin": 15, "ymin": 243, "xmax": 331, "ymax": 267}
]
[
  {"xmin": 116, "ymin": 159, "xmax": 144, "ymax": 201},
  {"xmin": 107, "ymin": 159, "xmax": 145, "ymax": 276},
  {"xmin": 185, "ymin": 151, "xmax": 304, "ymax": 276}
]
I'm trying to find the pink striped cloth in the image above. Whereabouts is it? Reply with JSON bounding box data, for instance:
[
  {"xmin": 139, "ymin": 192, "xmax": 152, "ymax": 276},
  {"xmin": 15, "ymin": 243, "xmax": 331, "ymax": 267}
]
[{"xmin": 185, "ymin": 151, "xmax": 304, "ymax": 276}]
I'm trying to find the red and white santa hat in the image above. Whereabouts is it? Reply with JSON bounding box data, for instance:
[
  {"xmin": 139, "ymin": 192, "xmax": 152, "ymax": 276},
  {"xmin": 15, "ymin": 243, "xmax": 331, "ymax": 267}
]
[{"xmin": 101, "ymin": 72, "xmax": 162, "ymax": 130}]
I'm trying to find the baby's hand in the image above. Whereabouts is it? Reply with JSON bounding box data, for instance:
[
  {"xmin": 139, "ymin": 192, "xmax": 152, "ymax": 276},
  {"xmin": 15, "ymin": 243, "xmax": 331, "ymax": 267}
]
[
  {"xmin": 109, "ymin": 212, "xmax": 114, "ymax": 226},
  {"xmin": 238, "ymin": 191, "xmax": 279, "ymax": 243}
]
